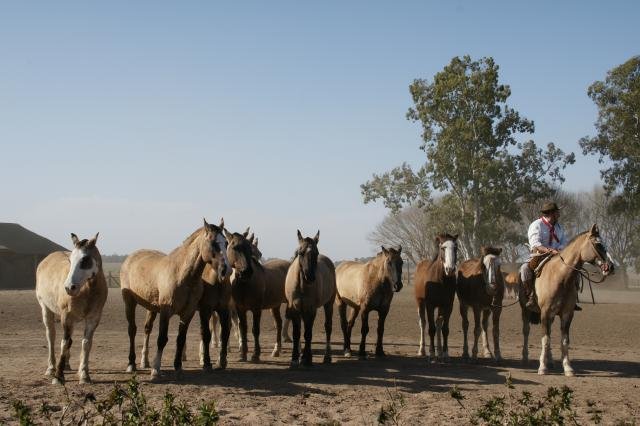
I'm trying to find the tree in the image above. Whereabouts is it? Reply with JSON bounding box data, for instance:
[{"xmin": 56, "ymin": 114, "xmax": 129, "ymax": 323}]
[
  {"xmin": 579, "ymin": 56, "xmax": 640, "ymax": 212},
  {"xmin": 362, "ymin": 56, "xmax": 575, "ymax": 257}
]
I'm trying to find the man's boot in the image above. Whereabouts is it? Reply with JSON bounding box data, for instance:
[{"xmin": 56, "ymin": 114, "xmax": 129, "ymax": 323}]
[{"xmin": 524, "ymin": 278, "xmax": 541, "ymax": 313}]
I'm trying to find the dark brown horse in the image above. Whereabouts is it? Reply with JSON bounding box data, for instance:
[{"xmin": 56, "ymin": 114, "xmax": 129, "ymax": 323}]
[
  {"xmin": 120, "ymin": 219, "xmax": 229, "ymax": 379},
  {"xmin": 457, "ymin": 246, "xmax": 504, "ymax": 363},
  {"xmin": 335, "ymin": 246, "xmax": 403, "ymax": 358},
  {"xmin": 414, "ymin": 233, "xmax": 458, "ymax": 363},
  {"xmin": 285, "ymin": 230, "xmax": 336, "ymax": 367},
  {"xmin": 225, "ymin": 230, "xmax": 289, "ymax": 362}
]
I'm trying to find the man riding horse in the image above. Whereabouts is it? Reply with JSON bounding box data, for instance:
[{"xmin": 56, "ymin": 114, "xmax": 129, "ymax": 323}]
[{"xmin": 520, "ymin": 201, "xmax": 581, "ymax": 313}]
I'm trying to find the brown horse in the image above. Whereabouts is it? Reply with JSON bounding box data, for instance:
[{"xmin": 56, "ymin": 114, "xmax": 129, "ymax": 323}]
[
  {"xmin": 531, "ymin": 224, "xmax": 614, "ymax": 376},
  {"xmin": 225, "ymin": 229, "xmax": 289, "ymax": 362},
  {"xmin": 502, "ymin": 271, "xmax": 519, "ymax": 299},
  {"xmin": 285, "ymin": 230, "xmax": 336, "ymax": 367},
  {"xmin": 457, "ymin": 246, "xmax": 504, "ymax": 363},
  {"xmin": 414, "ymin": 233, "xmax": 458, "ymax": 362},
  {"xmin": 36, "ymin": 233, "xmax": 107, "ymax": 384},
  {"xmin": 335, "ymin": 246, "xmax": 403, "ymax": 358},
  {"xmin": 120, "ymin": 219, "xmax": 229, "ymax": 379}
]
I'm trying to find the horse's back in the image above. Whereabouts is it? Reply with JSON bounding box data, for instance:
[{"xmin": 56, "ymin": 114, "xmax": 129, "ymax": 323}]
[
  {"xmin": 456, "ymin": 258, "xmax": 483, "ymax": 303},
  {"xmin": 120, "ymin": 249, "xmax": 166, "ymax": 308},
  {"xmin": 413, "ymin": 259, "xmax": 432, "ymax": 300},
  {"xmin": 335, "ymin": 260, "xmax": 366, "ymax": 306}
]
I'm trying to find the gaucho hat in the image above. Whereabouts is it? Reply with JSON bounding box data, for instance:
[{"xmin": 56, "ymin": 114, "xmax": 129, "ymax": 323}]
[{"xmin": 540, "ymin": 202, "xmax": 560, "ymax": 214}]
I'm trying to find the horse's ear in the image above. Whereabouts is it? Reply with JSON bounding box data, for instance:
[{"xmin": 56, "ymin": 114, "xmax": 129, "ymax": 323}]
[
  {"xmin": 219, "ymin": 217, "xmax": 224, "ymax": 229},
  {"xmin": 224, "ymin": 228, "xmax": 233, "ymax": 241},
  {"xmin": 87, "ymin": 233, "xmax": 99, "ymax": 248},
  {"xmin": 381, "ymin": 245, "xmax": 388, "ymax": 255},
  {"xmin": 297, "ymin": 229, "xmax": 303, "ymax": 243},
  {"xmin": 248, "ymin": 233, "xmax": 255, "ymax": 244},
  {"xmin": 71, "ymin": 233, "xmax": 80, "ymax": 247},
  {"xmin": 254, "ymin": 237, "xmax": 259, "ymax": 247},
  {"xmin": 590, "ymin": 223, "xmax": 599, "ymax": 236},
  {"xmin": 243, "ymin": 227, "xmax": 250, "ymax": 238},
  {"xmin": 497, "ymin": 247, "xmax": 502, "ymax": 255},
  {"xmin": 203, "ymin": 218, "xmax": 210, "ymax": 229},
  {"xmin": 314, "ymin": 230, "xmax": 320, "ymax": 244},
  {"xmin": 398, "ymin": 245, "xmax": 402, "ymax": 253}
]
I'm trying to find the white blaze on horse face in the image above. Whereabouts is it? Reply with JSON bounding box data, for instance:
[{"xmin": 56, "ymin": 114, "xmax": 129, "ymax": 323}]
[
  {"xmin": 64, "ymin": 247, "xmax": 97, "ymax": 296},
  {"xmin": 216, "ymin": 233, "xmax": 230, "ymax": 273},
  {"xmin": 441, "ymin": 240, "xmax": 457, "ymax": 276},
  {"xmin": 483, "ymin": 254, "xmax": 500, "ymax": 294}
]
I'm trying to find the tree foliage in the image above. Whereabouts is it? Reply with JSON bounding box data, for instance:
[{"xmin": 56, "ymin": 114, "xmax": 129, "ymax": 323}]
[
  {"xmin": 362, "ymin": 56, "xmax": 575, "ymax": 256},
  {"xmin": 580, "ymin": 55, "xmax": 640, "ymax": 211}
]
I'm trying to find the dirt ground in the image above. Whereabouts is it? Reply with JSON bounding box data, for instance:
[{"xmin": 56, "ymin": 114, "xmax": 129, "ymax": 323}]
[{"xmin": 1, "ymin": 287, "xmax": 639, "ymax": 424}]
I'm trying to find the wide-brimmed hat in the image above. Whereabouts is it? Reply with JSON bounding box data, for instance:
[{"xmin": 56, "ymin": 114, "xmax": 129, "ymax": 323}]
[{"xmin": 540, "ymin": 202, "xmax": 560, "ymax": 214}]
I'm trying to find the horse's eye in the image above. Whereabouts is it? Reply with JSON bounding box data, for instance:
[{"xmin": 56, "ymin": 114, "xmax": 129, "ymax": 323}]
[{"xmin": 79, "ymin": 256, "xmax": 92, "ymax": 269}]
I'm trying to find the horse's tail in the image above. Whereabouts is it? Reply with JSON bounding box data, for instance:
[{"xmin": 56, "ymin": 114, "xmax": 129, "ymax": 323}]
[{"xmin": 528, "ymin": 311, "xmax": 541, "ymax": 325}]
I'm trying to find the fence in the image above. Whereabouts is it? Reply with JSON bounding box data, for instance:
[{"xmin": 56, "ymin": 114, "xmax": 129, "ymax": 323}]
[{"xmin": 106, "ymin": 272, "xmax": 120, "ymax": 288}]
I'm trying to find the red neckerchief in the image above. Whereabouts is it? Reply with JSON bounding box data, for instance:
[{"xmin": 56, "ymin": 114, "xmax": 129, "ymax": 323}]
[{"xmin": 540, "ymin": 216, "xmax": 559, "ymax": 246}]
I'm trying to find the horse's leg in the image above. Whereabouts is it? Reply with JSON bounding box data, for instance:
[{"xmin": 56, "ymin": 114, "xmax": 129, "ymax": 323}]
[
  {"xmin": 417, "ymin": 300, "xmax": 426, "ymax": 356},
  {"xmin": 53, "ymin": 316, "xmax": 73, "ymax": 385},
  {"xmin": 271, "ymin": 307, "xmax": 283, "ymax": 357},
  {"xmin": 345, "ymin": 305, "xmax": 360, "ymax": 358},
  {"xmin": 538, "ymin": 314, "xmax": 553, "ymax": 375},
  {"xmin": 426, "ymin": 305, "xmax": 436, "ymax": 363},
  {"xmin": 301, "ymin": 309, "xmax": 317, "ymax": 367},
  {"xmin": 237, "ymin": 309, "xmax": 248, "ymax": 362},
  {"xmin": 151, "ymin": 309, "xmax": 170, "ymax": 379},
  {"xmin": 173, "ymin": 310, "xmax": 196, "ymax": 379},
  {"xmin": 480, "ymin": 309, "xmax": 493, "ymax": 359},
  {"xmin": 282, "ymin": 317, "xmax": 292, "ymax": 343},
  {"xmin": 123, "ymin": 294, "xmax": 137, "ymax": 373},
  {"xmin": 40, "ymin": 304, "xmax": 56, "ymax": 377},
  {"xmin": 491, "ymin": 307, "xmax": 502, "ymax": 363},
  {"xmin": 288, "ymin": 308, "xmax": 302, "ymax": 368},
  {"xmin": 357, "ymin": 307, "xmax": 371, "ymax": 360},
  {"xmin": 459, "ymin": 302, "xmax": 470, "ymax": 361},
  {"xmin": 435, "ymin": 309, "xmax": 443, "ymax": 360},
  {"xmin": 521, "ymin": 306, "xmax": 530, "ymax": 364},
  {"xmin": 140, "ymin": 310, "xmax": 156, "ymax": 369},
  {"xmin": 199, "ymin": 305, "xmax": 213, "ymax": 371},
  {"xmin": 471, "ymin": 306, "xmax": 481, "ymax": 362},
  {"xmin": 560, "ymin": 311, "xmax": 575, "ymax": 377},
  {"xmin": 210, "ymin": 312, "xmax": 220, "ymax": 349},
  {"xmin": 441, "ymin": 306, "xmax": 452, "ymax": 362},
  {"xmin": 250, "ymin": 309, "xmax": 262, "ymax": 362},
  {"xmin": 323, "ymin": 300, "xmax": 333, "ymax": 364},
  {"xmin": 375, "ymin": 307, "xmax": 389, "ymax": 357},
  {"xmin": 215, "ymin": 308, "xmax": 230, "ymax": 370},
  {"xmin": 78, "ymin": 315, "xmax": 100, "ymax": 384},
  {"xmin": 338, "ymin": 299, "xmax": 349, "ymax": 356}
]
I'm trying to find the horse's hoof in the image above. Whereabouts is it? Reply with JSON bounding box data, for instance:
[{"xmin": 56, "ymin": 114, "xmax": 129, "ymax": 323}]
[
  {"xmin": 238, "ymin": 353, "xmax": 247, "ymax": 362},
  {"xmin": 494, "ymin": 357, "xmax": 503, "ymax": 366},
  {"xmin": 150, "ymin": 368, "xmax": 161, "ymax": 379},
  {"xmin": 52, "ymin": 377, "xmax": 64, "ymax": 386},
  {"xmin": 202, "ymin": 364, "xmax": 213, "ymax": 373},
  {"xmin": 214, "ymin": 361, "xmax": 227, "ymax": 371},
  {"xmin": 358, "ymin": 353, "xmax": 367, "ymax": 361},
  {"xmin": 271, "ymin": 349, "xmax": 280, "ymax": 358},
  {"xmin": 250, "ymin": 354, "xmax": 261, "ymax": 363},
  {"xmin": 45, "ymin": 368, "xmax": 55, "ymax": 377},
  {"xmin": 64, "ymin": 362, "xmax": 72, "ymax": 371},
  {"xmin": 323, "ymin": 355, "xmax": 332, "ymax": 364},
  {"xmin": 483, "ymin": 352, "xmax": 493, "ymax": 359},
  {"xmin": 564, "ymin": 368, "xmax": 575, "ymax": 377},
  {"xmin": 538, "ymin": 367, "xmax": 548, "ymax": 375},
  {"xmin": 79, "ymin": 376, "xmax": 92, "ymax": 385},
  {"xmin": 141, "ymin": 360, "xmax": 151, "ymax": 369},
  {"xmin": 417, "ymin": 348, "xmax": 426, "ymax": 357},
  {"xmin": 175, "ymin": 370, "xmax": 184, "ymax": 381},
  {"xmin": 283, "ymin": 336, "xmax": 292, "ymax": 343},
  {"xmin": 126, "ymin": 364, "xmax": 136, "ymax": 373},
  {"xmin": 289, "ymin": 360, "xmax": 299, "ymax": 369},
  {"xmin": 375, "ymin": 350, "xmax": 386, "ymax": 358}
]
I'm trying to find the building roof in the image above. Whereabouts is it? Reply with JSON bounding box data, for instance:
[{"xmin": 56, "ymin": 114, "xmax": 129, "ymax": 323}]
[{"xmin": 0, "ymin": 223, "xmax": 68, "ymax": 255}]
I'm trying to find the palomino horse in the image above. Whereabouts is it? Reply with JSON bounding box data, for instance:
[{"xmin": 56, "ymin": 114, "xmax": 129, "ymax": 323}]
[
  {"xmin": 457, "ymin": 246, "xmax": 504, "ymax": 363},
  {"xmin": 285, "ymin": 230, "xmax": 336, "ymax": 367},
  {"xmin": 414, "ymin": 233, "xmax": 458, "ymax": 362},
  {"xmin": 120, "ymin": 219, "xmax": 229, "ymax": 378},
  {"xmin": 225, "ymin": 229, "xmax": 289, "ymax": 362},
  {"xmin": 36, "ymin": 233, "xmax": 107, "ymax": 384},
  {"xmin": 531, "ymin": 224, "xmax": 614, "ymax": 376},
  {"xmin": 335, "ymin": 246, "xmax": 403, "ymax": 358}
]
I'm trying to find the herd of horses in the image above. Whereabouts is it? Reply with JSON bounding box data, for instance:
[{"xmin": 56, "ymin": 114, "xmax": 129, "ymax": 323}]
[{"xmin": 34, "ymin": 219, "xmax": 614, "ymax": 385}]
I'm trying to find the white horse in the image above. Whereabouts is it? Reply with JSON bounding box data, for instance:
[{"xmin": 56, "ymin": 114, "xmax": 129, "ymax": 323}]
[{"xmin": 36, "ymin": 233, "xmax": 107, "ymax": 384}]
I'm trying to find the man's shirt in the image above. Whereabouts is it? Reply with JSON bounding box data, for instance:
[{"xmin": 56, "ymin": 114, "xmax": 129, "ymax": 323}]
[{"xmin": 528, "ymin": 217, "xmax": 567, "ymax": 255}]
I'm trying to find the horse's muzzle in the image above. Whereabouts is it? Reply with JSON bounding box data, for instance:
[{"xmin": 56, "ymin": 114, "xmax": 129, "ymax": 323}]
[
  {"xmin": 393, "ymin": 281, "xmax": 403, "ymax": 292},
  {"xmin": 601, "ymin": 262, "xmax": 614, "ymax": 276}
]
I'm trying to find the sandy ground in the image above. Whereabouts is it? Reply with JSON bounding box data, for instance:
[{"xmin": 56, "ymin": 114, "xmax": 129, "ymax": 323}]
[{"xmin": 0, "ymin": 287, "xmax": 639, "ymax": 424}]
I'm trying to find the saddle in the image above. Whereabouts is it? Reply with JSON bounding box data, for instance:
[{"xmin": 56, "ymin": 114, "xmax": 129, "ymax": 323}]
[{"xmin": 528, "ymin": 253, "xmax": 554, "ymax": 278}]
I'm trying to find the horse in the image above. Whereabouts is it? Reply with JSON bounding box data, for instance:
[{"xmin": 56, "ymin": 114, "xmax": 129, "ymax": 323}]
[
  {"xmin": 335, "ymin": 246, "xmax": 403, "ymax": 359},
  {"xmin": 414, "ymin": 233, "xmax": 458, "ymax": 362},
  {"xmin": 502, "ymin": 271, "xmax": 519, "ymax": 299},
  {"xmin": 457, "ymin": 246, "xmax": 504, "ymax": 363},
  {"xmin": 527, "ymin": 224, "xmax": 614, "ymax": 376},
  {"xmin": 36, "ymin": 233, "xmax": 107, "ymax": 385},
  {"xmin": 225, "ymin": 229, "xmax": 289, "ymax": 362},
  {"xmin": 120, "ymin": 218, "xmax": 229, "ymax": 379},
  {"xmin": 285, "ymin": 230, "xmax": 336, "ymax": 367}
]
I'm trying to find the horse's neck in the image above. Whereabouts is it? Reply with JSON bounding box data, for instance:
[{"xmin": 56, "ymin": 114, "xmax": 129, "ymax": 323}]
[
  {"xmin": 558, "ymin": 236, "xmax": 586, "ymax": 269},
  {"xmin": 173, "ymin": 233, "xmax": 206, "ymax": 284},
  {"xmin": 369, "ymin": 256, "xmax": 389, "ymax": 287},
  {"xmin": 433, "ymin": 255, "xmax": 445, "ymax": 280}
]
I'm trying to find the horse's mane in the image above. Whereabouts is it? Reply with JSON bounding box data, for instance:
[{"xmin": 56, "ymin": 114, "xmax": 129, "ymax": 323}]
[
  {"xmin": 481, "ymin": 246, "xmax": 501, "ymax": 256},
  {"xmin": 564, "ymin": 231, "xmax": 589, "ymax": 249},
  {"xmin": 169, "ymin": 227, "xmax": 203, "ymax": 255}
]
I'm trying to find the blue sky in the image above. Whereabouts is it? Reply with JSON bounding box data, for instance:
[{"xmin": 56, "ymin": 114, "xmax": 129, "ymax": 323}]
[{"xmin": 1, "ymin": 1, "xmax": 638, "ymax": 259}]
